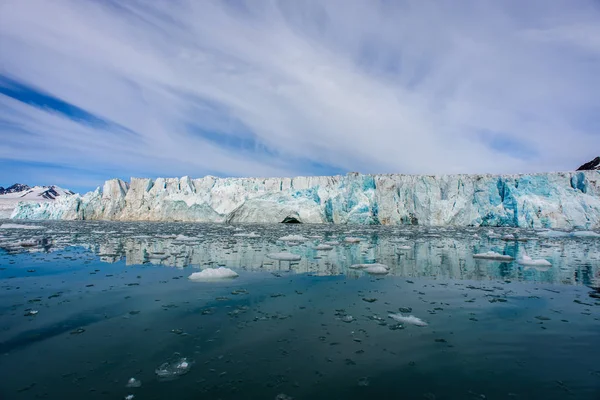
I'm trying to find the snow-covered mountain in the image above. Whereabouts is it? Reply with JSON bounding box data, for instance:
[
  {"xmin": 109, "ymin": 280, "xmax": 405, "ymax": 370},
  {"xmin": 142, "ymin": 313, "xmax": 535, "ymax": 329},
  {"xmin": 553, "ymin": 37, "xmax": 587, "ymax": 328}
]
[
  {"xmin": 9, "ymin": 171, "xmax": 600, "ymax": 229},
  {"xmin": 0, "ymin": 184, "xmax": 74, "ymax": 219},
  {"xmin": 577, "ymin": 156, "xmax": 600, "ymax": 171}
]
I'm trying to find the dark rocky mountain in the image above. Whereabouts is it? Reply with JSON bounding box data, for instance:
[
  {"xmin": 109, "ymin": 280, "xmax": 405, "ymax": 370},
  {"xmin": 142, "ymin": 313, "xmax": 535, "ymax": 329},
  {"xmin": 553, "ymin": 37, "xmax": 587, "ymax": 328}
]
[
  {"xmin": 577, "ymin": 157, "xmax": 600, "ymax": 171},
  {"xmin": 0, "ymin": 183, "xmax": 31, "ymax": 195}
]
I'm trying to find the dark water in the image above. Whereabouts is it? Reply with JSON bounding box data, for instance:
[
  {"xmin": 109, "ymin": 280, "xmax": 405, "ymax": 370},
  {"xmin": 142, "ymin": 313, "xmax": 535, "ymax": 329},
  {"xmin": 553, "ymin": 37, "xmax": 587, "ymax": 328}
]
[{"xmin": 0, "ymin": 221, "xmax": 599, "ymax": 400}]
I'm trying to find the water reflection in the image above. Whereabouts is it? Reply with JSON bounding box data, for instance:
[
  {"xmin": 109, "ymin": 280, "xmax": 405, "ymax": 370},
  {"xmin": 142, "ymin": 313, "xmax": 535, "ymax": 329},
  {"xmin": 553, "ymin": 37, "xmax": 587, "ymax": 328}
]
[{"xmin": 1, "ymin": 221, "xmax": 599, "ymax": 286}]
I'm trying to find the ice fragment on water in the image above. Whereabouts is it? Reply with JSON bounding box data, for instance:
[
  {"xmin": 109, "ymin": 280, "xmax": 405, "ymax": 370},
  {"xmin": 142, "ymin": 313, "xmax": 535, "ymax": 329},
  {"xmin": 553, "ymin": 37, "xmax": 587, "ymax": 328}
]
[
  {"xmin": 517, "ymin": 255, "xmax": 551, "ymax": 267},
  {"xmin": 126, "ymin": 378, "xmax": 141, "ymax": 388},
  {"xmin": 155, "ymin": 357, "xmax": 191, "ymax": 380},
  {"xmin": 278, "ymin": 235, "xmax": 308, "ymax": 242},
  {"xmin": 388, "ymin": 313, "xmax": 428, "ymax": 326},
  {"xmin": 188, "ymin": 267, "xmax": 238, "ymax": 281}
]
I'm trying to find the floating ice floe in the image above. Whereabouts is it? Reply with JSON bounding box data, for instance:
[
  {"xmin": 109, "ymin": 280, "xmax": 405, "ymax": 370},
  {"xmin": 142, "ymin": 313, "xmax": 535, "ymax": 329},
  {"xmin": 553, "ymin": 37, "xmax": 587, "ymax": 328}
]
[
  {"xmin": 278, "ymin": 235, "xmax": 308, "ymax": 242},
  {"xmin": 344, "ymin": 237, "xmax": 361, "ymax": 243},
  {"xmin": 188, "ymin": 267, "xmax": 239, "ymax": 281},
  {"xmin": 155, "ymin": 357, "xmax": 191, "ymax": 380},
  {"xmin": 126, "ymin": 378, "xmax": 141, "ymax": 388},
  {"xmin": 537, "ymin": 230, "xmax": 570, "ymax": 238},
  {"xmin": 315, "ymin": 244, "xmax": 334, "ymax": 251},
  {"xmin": 396, "ymin": 245, "xmax": 412, "ymax": 251},
  {"xmin": 233, "ymin": 232, "xmax": 260, "ymax": 238},
  {"xmin": 266, "ymin": 252, "xmax": 302, "ymax": 261},
  {"xmin": 0, "ymin": 223, "xmax": 45, "ymax": 230},
  {"xmin": 517, "ymin": 255, "xmax": 551, "ymax": 267},
  {"xmin": 571, "ymin": 231, "xmax": 600, "ymax": 238},
  {"xmin": 388, "ymin": 313, "xmax": 428, "ymax": 326},
  {"xmin": 365, "ymin": 265, "xmax": 389, "ymax": 275},
  {"xmin": 125, "ymin": 395, "xmax": 134, "ymax": 400},
  {"xmin": 350, "ymin": 263, "xmax": 390, "ymax": 274},
  {"xmin": 324, "ymin": 241, "xmax": 340, "ymax": 246},
  {"xmin": 174, "ymin": 234, "xmax": 197, "ymax": 241},
  {"xmin": 473, "ymin": 251, "xmax": 514, "ymax": 261}
]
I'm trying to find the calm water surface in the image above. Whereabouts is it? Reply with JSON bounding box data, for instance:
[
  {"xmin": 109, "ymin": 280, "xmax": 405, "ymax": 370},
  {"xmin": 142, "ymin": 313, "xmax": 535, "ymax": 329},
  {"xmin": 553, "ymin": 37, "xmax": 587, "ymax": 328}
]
[{"xmin": 0, "ymin": 221, "xmax": 599, "ymax": 399}]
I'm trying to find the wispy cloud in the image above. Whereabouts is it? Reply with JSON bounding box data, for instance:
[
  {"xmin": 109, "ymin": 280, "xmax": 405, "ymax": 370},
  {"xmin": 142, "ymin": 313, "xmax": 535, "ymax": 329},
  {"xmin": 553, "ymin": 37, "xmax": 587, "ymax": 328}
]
[{"xmin": 1, "ymin": 0, "xmax": 599, "ymax": 191}]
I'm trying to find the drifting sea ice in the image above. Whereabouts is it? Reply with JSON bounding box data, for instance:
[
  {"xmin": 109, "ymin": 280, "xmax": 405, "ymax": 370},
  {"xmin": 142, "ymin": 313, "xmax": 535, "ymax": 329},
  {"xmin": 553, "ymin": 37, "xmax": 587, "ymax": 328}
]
[
  {"xmin": 350, "ymin": 263, "xmax": 390, "ymax": 274},
  {"xmin": 125, "ymin": 378, "xmax": 141, "ymax": 388},
  {"xmin": 233, "ymin": 232, "xmax": 260, "ymax": 238},
  {"xmin": 570, "ymin": 231, "xmax": 600, "ymax": 238},
  {"xmin": 473, "ymin": 251, "xmax": 514, "ymax": 261},
  {"xmin": 314, "ymin": 244, "xmax": 334, "ymax": 251},
  {"xmin": 517, "ymin": 255, "xmax": 552, "ymax": 267},
  {"xmin": 278, "ymin": 235, "xmax": 308, "ymax": 242},
  {"xmin": 267, "ymin": 252, "xmax": 302, "ymax": 261},
  {"xmin": 188, "ymin": 267, "xmax": 239, "ymax": 281},
  {"xmin": 388, "ymin": 313, "xmax": 428, "ymax": 326},
  {"xmin": 0, "ymin": 223, "xmax": 45, "ymax": 230},
  {"xmin": 344, "ymin": 237, "xmax": 361, "ymax": 243},
  {"xmin": 155, "ymin": 357, "xmax": 191, "ymax": 380},
  {"xmin": 365, "ymin": 265, "xmax": 389, "ymax": 275}
]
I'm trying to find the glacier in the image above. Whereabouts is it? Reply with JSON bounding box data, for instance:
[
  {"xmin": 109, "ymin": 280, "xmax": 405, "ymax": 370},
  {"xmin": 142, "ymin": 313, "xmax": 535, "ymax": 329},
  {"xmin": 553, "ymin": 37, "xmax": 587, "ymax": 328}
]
[{"xmin": 9, "ymin": 171, "xmax": 600, "ymax": 229}]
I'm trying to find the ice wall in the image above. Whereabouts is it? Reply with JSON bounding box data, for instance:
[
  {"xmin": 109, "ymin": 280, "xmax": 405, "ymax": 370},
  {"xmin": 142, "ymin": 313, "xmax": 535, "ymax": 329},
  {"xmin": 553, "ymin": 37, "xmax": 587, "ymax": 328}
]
[{"xmin": 10, "ymin": 171, "xmax": 600, "ymax": 228}]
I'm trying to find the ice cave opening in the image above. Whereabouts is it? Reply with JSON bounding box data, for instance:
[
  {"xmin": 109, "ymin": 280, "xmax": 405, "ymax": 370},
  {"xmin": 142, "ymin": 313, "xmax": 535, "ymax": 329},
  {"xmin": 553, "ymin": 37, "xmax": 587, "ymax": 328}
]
[{"xmin": 281, "ymin": 216, "xmax": 302, "ymax": 224}]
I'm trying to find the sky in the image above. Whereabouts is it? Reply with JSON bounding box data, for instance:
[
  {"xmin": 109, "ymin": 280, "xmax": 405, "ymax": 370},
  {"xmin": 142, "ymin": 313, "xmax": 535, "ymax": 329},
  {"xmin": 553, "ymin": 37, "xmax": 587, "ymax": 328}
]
[{"xmin": 1, "ymin": 0, "xmax": 599, "ymax": 194}]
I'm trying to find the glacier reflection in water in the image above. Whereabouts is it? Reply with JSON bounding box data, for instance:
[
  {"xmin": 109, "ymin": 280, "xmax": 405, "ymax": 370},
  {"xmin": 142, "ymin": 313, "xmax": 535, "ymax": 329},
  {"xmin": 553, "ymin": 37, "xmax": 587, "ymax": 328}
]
[{"xmin": 1, "ymin": 221, "xmax": 599, "ymax": 286}]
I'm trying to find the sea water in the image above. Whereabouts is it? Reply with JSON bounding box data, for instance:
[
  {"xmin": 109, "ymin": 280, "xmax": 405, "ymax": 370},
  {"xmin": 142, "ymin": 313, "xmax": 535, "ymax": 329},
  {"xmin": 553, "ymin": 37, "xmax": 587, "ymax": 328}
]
[{"xmin": 0, "ymin": 221, "xmax": 599, "ymax": 399}]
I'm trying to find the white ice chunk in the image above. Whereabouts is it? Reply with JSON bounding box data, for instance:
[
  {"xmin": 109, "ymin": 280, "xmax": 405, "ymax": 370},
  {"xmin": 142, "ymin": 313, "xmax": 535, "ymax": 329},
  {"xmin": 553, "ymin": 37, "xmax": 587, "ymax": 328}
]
[
  {"xmin": 396, "ymin": 245, "xmax": 412, "ymax": 251},
  {"xmin": 344, "ymin": 237, "xmax": 361, "ymax": 243},
  {"xmin": 571, "ymin": 231, "xmax": 600, "ymax": 238},
  {"xmin": 278, "ymin": 235, "xmax": 308, "ymax": 242},
  {"xmin": 126, "ymin": 378, "xmax": 141, "ymax": 388},
  {"xmin": 267, "ymin": 252, "xmax": 302, "ymax": 261},
  {"xmin": 188, "ymin": 267, "xmax": 239, "ymax": 281},
  {"xmin": 0, "ymin": 223, "xmax": 45, "ymax": 230},
  {"xmin": 517, "ymin": 255, "xmax": 551, "ymax": 267},
  {"xmin": 388, "ymin": 313, "xmax": 428, "ymax": 326},
  {"xmin": 233, "ymin": 232, "xmax": 260, "ymax": 238},
  {"xmin": 473, "ymin": 251, "xmax": 514, "ymax": 261},
  {"xmin": 155, "ymin": 357, "xmax": 191, "ymax": 380},
  {"xmin": 537, "ymin": 230, "xmax": 570, "ymax": 238},
  {"xmin": 365, "ymin": 265, "xmax": 389, "ymax": 274},
  {"xmin": 315, "ymin": 244, "xmax": 334, "ymax": 250},
  {"xmin": 350, "ymin": 263, "xmax": 389, "ymax": 275}
]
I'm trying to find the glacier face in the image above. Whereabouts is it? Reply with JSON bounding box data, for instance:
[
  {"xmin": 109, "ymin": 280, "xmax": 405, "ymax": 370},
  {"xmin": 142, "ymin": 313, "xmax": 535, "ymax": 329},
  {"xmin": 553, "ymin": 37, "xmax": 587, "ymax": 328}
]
[{"xmin": 9, "ymin": 171, "xmax": 600, "ymax": 229}]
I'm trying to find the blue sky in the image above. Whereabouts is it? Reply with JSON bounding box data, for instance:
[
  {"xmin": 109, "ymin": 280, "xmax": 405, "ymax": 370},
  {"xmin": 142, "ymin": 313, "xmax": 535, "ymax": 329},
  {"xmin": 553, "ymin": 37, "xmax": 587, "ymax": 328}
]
[{"xmin": 1, "ymin": 0, "xmax": 599, "ymax": 194}]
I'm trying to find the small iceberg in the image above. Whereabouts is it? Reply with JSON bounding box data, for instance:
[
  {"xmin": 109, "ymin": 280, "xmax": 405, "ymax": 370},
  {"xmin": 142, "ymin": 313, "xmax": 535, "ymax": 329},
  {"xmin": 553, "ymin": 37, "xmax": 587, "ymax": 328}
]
[
  {"xmin": 396, "ymin": 245, "xmax": 412, "ymax": 251},
  {"xmin": 155, "ymin": 357, "xmax": 191, "ymax": 380},
  {"xmin": 388, "ymin": 313, "xmax": 428, "ymax": 326},
  {"xmin": 267, "ymin": 252, "xmax": 302, "ymax": 261},
  {"xmin": 0, "ymin": 223, "xmax": 45, "ymax": 230},
  {"xmin": 517, "ymin": 255, "xmax": 551, "ymax": 267},
  {"xmin": 126, "ymin": 378, "xmax": 141, "ymax": 388},
  {"xmin": 350, "ymin": 263, "xmax": 390, "ymax": 275},
  {"xmin": 233, "ymin": 232, "xmax": 261, "ymax": 238},
  {"xmin": 278, "ymin": 235, "xmax": 308, "ymax": 242},
  {"xmin": 365, "ymin": 265, "xmax": 389, "ymax": 275},
  {"xmin": 571, "ymin": 231, "xmax": 600, "ymax": 238},
  {"xmin": 473, "ymin": 251, "xmax": 514, "ymax": 261},
  {"xmin": 344, "ymin": 237, "xmax": 361, "ymax": 243},
  {"xmin": 315, "ymin": 244, "xmax": 334, "ymax": 251},
  {"xmin": 188, "ymin": 267, "xmax": 239, "ymax": 281},
  {"xmin": 537, "ymin": 230, "xmax": 570, "ymax": 238}
]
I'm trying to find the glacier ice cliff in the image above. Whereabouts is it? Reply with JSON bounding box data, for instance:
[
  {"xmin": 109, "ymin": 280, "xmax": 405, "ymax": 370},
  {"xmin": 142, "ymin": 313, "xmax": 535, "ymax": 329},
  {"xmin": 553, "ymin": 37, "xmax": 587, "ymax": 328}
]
[{"xmin": 9, "ymin": 171, "xmax": 600, "ymax": 229}]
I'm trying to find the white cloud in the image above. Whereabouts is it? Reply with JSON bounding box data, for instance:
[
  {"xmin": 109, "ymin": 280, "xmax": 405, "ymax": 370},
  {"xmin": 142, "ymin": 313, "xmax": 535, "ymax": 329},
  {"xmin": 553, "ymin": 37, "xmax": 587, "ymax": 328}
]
[{"xmin": 0, "ymin": 0, "xmax": 599, "ymax": 189}]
